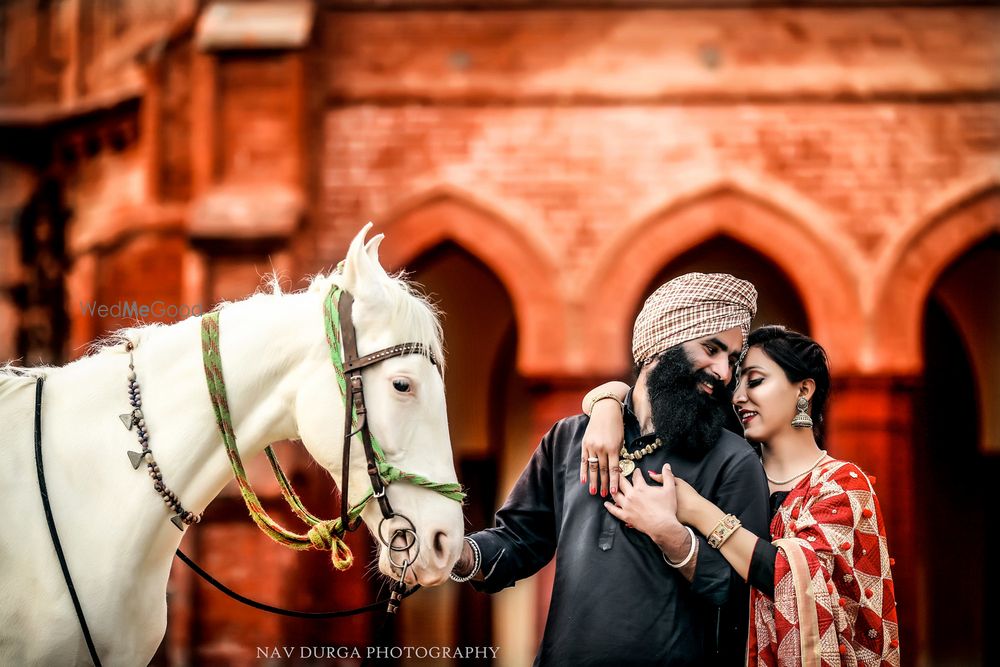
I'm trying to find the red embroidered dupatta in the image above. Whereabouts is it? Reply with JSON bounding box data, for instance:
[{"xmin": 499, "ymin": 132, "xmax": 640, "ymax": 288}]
[{"xmin": 748, "ymin": 461, "xmax": 900, "ymax": 667}]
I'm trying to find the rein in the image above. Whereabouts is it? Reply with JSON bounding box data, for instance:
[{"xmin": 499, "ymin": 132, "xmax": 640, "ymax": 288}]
[
  {"xmin": 33, "ymin": 376, "xmax": 103, "ymax": 667},
  {"xmin": 174, "ymin": 549, "xmax": 419, "ymax": 618}
]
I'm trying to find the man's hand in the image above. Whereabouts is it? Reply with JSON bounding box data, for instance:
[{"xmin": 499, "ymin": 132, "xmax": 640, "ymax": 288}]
[
  {"xmin": 606, "ymin": 464, "xmax": 699, "ymax": 579},
  {"xmin": 452, "ymin": 538, "xmax": 475, "ymax": 578},
  {"xmin": 649, "ymin": 468, "xmax": 706, "ymax": 526},
  {"xmin": 604, "ymin": 463, "xmax": 684, "ymax": 547}
]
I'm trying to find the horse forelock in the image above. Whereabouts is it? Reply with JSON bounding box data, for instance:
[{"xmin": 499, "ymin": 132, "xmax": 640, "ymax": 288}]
[
  {"xmin": 307, "ymin": 269, "xmax": 445, "ymax": 371},
  {"xmin": 383, "ymin": 272, "xmax": 445, "ymax": 372}
]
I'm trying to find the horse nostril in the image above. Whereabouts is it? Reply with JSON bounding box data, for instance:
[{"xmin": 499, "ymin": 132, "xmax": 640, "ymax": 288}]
[{"xmin": 433, "ymin": 530, "xmax": 448, "ymax": 559}]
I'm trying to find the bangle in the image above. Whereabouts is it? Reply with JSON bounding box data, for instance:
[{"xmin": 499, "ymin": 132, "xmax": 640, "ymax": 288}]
[
  {"xmin": 707, "ymin": 514, "xmax": 741, "ymax": 549},
  {"xmin": 588, "ymin": 392, "xmax": 624, "ymax": 415},
  {"xmin": 449, "ymin": 537, "xmax": 482, "ymax": 583},
  {"xmin": 663, "ymin": 526, "xmax": 697, "ymax": 569}
]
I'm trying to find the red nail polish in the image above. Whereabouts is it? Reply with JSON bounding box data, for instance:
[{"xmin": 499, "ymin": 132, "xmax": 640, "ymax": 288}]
[
  {"xmin": 601, "ymin": 489, "xmax": 607, "ymax": 498},
  {"xmin": 590, "ymin": 486, "xmax": 596, "ymax": 495}
]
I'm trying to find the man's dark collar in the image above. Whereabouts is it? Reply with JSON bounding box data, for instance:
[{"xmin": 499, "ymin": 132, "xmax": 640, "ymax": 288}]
[{"xmin": 623, "ymin": 387, "xmax": 658, "ymax": 450}]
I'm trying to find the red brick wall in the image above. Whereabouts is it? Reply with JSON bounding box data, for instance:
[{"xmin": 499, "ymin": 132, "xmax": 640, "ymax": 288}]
[
  {"xmin": 321, "ymin": 102, "xmax": 999, "ymax": 276},
  {"xmin": 323, "ymin": 8, "xmax": 1000, "ymax": 100}
]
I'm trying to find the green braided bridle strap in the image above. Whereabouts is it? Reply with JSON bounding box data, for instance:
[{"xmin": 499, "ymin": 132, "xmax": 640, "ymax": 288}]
[
  {"xmin": 321, "ymin": 286, "xmax": 465, "ymax": 504},
  {"xmin": 199, "ymin": 285, "xmax": 464, "ymax": 571}
]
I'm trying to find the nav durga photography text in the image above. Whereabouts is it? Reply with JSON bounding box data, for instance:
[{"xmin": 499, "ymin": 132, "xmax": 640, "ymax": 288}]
[{"xmin": 257, "ymin": 646, "xmax": 501, "ymax": 660}]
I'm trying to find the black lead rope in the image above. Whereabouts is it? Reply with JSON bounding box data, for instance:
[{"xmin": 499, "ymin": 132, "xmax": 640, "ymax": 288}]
[
  {"xmin": 175, "ymin": 548, "xmax": 419, "ymax": 619},
  {"xmin": 34, "ymin": 377, "xmax": 103, "ymax": 667},
  {"xmin": 361, "ymin": 581, "xmax": 409, "ymax": 667}
]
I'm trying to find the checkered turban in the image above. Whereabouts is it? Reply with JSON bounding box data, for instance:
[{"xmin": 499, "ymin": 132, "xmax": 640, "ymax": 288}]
[{"xmin": 632, "ymin": 272, "xmax": 757, "ymax": 366}]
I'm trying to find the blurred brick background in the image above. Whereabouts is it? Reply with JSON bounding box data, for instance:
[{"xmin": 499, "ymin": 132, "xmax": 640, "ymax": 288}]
[{"xmin": 1, "ymin": 1, "xmax": 997, "ymax": 666}]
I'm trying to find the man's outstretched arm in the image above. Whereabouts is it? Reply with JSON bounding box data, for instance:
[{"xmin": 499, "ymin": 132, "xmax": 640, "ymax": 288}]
[{"xmin": 452, "ymin": 422, "xmax": 565, "ymax": 593}]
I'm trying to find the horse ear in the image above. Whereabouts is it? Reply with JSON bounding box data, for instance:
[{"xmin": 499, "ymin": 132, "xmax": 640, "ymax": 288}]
[
  {"xmin": 363, "ymin": 233, "xmax": 389, "ymax": 279},
  {"xmin": 341, "ymin": 224, "xmax": 393, "ymax": 308},
  {"xmin": 340, "ymin": 223, "xmax": 375, "ymax": 293}
]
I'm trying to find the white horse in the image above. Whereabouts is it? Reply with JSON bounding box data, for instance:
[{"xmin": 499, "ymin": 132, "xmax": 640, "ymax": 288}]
[{"xmin": 0, "ymin": 225, "xmax": 464, "ymax": 666}]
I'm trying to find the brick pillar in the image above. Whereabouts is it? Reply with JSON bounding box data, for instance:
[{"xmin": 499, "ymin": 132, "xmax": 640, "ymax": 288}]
[
  {"xmin": 0, "ymin": 218, "xmax": 20, "ymax": 362},
  {"xmin": 65, "ymin": 251, "xmax": 98, "ymax": 358},
  {"xmin": 826, "ymin": 375, "xmax": 924, "ymax": 665},
  {"xmin": 0, "ymin": 163, "xmax": 35, "ymax": 363}
]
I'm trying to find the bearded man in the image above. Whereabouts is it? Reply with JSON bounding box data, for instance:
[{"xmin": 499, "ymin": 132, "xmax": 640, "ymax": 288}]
[{"xmin": 449, "ymin": 273, "xmax": 770, "ymax": 666}]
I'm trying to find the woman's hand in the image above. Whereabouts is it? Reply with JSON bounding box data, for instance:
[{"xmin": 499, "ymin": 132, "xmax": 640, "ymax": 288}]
[
  {"xmin": 649, "ymin": 469, "xmax": 705, "ymax": 526},
  {"xmin": 581, "ymin": 399, "xmax": 625, "ymax": 497}
]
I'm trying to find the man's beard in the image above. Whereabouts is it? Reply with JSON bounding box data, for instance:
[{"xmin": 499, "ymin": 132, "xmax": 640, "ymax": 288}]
[{"xmin": 645, "ymin": 345, "xmax": 731, "ymax": 459}]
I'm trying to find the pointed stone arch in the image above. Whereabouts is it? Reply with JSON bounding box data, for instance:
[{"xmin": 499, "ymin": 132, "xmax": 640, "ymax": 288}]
[
  {"xmin": 871, "ymin": 180, "xmax": 1000, "ymax": 374},
  {"xmin": 581, "ymin": 184, "xmax": 862, "ymax": 375},
  {"xmin": 373, "ymin": 187, "xmax": 566, "ymax": 377}
]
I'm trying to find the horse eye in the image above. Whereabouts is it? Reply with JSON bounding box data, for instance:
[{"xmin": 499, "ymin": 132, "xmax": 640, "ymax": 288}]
[{"xmin": 392, "ymin": 378, "xmax": 411, "ymax": 393}]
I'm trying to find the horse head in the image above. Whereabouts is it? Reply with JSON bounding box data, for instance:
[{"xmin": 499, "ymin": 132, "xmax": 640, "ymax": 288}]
[{"xmin": 295, "ymin": 224, "xmax": 464, "ymax": 586}]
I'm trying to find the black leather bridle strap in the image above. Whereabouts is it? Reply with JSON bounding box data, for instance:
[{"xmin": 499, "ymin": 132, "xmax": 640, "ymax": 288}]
[
  {"xmin": 337, "ymin": 291, "xmax": 396, "ymax": 528},
  {"xmin": 334, "ymin": 288, "xmax": 444, "ymax": 535},
  {"xmin": 339, "ymin": 292, "xmax": 358, "ymax": 529},
  {"xmin": 34, "ymin": 376, "xmax": 103, "ymax": 667},
  {"xmin": 343, "ymin": 343, "xmax": 436, "ymax": 373}
]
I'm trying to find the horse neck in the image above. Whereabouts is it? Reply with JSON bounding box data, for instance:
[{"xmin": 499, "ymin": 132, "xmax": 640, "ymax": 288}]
[
  {"xmin": 133, "ymin": 291, "xmax": 329, "ymax": 517},
  {"xmin": 25, "ymin": 290, "xmax": 336, "ymax": 626}
]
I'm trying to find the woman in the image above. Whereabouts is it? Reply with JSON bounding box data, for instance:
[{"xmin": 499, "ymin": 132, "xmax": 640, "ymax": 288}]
[{"xmin": 582, "ymin": 326, "xmax": 900, "ymax": 666}]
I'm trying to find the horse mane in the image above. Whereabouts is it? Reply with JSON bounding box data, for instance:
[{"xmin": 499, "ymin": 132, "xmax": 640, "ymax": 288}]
[
  {"xmin": 81, "ymin": 273, "xmax": 281, "ymax": 357},
  {"xmin": 1, "ymin": 268, "xmax": 446, "ymax": 385},
  {"xmin": 0, "ymin": 363, "xmax": 48, "ymax": 397},
  {"xmin": 0, "ymin": 362, "xmax": 48, "ymax": 378},
  {"xmin": 308, "ymin": 268, "xmax": 446, "ymax": 371}
]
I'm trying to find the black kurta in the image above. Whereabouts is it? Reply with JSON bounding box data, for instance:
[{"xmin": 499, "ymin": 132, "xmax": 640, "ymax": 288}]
[{"xmin": 469, "ymin": 402, "xmax": 770, "ymax": 666}]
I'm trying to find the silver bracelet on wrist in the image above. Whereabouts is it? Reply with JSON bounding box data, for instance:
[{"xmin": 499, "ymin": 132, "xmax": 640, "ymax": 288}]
[
  {"xmin": 449, "ymin": 537, "xmax": 482, "ymax": 583},
  {"xmin": 663, "ymin": 526, "xmax": 697, "ymax": 569}
]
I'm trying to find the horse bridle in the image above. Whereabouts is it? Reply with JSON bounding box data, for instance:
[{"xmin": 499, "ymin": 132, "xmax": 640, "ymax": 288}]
[
  {"xmin": 336, "ymin": 289, "xmax": 440, "ymax": 571},
  {"xmin": 197, "ymin": 284, "xmax": 463, "ymax": 574}
]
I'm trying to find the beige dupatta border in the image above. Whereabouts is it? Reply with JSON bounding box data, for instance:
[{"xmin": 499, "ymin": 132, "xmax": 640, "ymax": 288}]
[{"xmin": 774, "ymin": 538, "xmax": 822, "ymax": 667}]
